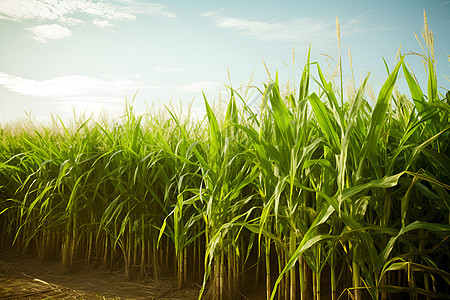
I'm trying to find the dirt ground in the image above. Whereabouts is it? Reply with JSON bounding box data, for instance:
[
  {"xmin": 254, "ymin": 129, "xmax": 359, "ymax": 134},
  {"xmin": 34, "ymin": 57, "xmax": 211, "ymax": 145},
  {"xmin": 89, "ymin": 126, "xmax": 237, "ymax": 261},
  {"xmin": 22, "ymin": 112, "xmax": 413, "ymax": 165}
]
[{"xmin": 0, "ymin": 252, "xmax": 200, "ymax": 299}]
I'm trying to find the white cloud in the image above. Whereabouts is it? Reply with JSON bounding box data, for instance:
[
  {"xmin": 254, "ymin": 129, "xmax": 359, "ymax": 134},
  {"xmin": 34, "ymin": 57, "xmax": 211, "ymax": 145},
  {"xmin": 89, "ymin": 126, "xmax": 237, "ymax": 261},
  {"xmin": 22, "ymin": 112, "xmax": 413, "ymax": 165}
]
[
  {"xmin": 93, "ymin": 19, "xmax": 113, "ymax": 28},
  {"xmin": 200, "ymin": 11, "xmax": 217, "ymax": 17},
  {"xmin": 27, "ymin": 23, "xmax": 72, "ymax": 43},
  {"xmin": 0, "ymin": 0, "xmax": 63, "ymax": 21},
  {"xmin": 0, "ymin": 0, "xmax": 176, "ymax": 38},
  {"xmin": 339, "ymin": 15, "xmax": 396, "ymax": 37},
  {"xmin": 201, "ymin": 12, "xmax": 332, "ymax": 44},
  {"xmin": 201, "ymin": 12, "xmax": 395, "ymax": 45},
  {"xmin": 0, "ymin": 71, "xmax": 160, "ymax": 120},
  {"xmin": 59, "ymin": 16, "xmax": 86, "ymax": 25},
  {"xmin": 176, "ymin": 81, "xmax": 221, "ymax": 93},
  {"xmin": 0, "ymin": 71, "xmax": 162, "ymax": 100},
  {"xmin": 76, "ymin": 1, "xmax": 136, "ymax": 21}
]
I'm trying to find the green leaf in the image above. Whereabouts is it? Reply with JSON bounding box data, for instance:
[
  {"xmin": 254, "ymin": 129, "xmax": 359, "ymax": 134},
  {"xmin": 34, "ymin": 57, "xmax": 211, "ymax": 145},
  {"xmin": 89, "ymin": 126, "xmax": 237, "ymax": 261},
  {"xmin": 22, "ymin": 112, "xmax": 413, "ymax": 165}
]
[
  {"xmin": 382, "ymin": 221, "xmax": 450, "ymax": 262},
  {"xmin": 308, "ymin": 92, "xmax": 340, "ymax": 154},
  {"xmin": 358, "ymin": 56, "xmax": 405, "ymax": 179},
  {"xmin": 402, "ymin": 63, "xmax": 425, "ymax": 112}
]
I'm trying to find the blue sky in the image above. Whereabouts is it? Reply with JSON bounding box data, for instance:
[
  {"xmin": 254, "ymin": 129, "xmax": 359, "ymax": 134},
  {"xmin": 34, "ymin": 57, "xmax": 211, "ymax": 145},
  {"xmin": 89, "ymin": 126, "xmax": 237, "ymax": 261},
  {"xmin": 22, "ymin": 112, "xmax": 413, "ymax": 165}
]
[{"xmin": 0, "ymin": 0, "xmax": 449, "ymax": 123}]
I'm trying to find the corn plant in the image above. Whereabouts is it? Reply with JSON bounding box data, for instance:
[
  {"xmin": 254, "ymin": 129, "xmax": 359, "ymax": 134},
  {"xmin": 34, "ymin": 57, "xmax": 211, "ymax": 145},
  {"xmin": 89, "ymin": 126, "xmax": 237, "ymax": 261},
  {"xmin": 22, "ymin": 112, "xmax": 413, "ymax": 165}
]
[{"xmin": 0, "ymin": 11, "xmax": 449, "ymax": 300}]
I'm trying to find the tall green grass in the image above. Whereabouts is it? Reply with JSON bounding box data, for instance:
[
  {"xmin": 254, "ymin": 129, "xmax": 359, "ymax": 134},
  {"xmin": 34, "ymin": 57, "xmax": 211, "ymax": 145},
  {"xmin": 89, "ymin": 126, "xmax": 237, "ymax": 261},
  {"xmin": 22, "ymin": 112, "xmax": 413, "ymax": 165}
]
[{"xmin": 1, "ymin": 12, "xmax": 449, "ymax": 300}]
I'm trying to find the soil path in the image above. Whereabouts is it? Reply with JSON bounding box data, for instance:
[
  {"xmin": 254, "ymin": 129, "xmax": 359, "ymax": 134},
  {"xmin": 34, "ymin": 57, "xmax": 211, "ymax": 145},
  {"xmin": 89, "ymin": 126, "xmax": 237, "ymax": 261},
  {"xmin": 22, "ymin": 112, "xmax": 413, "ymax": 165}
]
[{"xmin": 0, "ymin": 252, "xmax": 199, "ymax": 299}]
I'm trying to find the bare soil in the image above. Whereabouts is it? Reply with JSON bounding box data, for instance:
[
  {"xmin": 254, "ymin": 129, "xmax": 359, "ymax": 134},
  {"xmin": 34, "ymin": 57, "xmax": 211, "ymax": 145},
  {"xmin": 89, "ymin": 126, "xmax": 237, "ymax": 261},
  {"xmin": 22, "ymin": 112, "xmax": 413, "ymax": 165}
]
[{"xmin": 0, "ymin": 252, "xmax": 200, "ymax": 299}]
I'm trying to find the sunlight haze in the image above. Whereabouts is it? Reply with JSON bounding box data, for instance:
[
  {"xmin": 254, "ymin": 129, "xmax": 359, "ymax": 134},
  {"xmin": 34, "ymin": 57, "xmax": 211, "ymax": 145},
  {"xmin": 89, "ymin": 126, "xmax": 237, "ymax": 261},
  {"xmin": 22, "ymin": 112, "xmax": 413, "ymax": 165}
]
[{"xmin": 0, "ymin": 0, "xmax": 449, "ymax": 123}]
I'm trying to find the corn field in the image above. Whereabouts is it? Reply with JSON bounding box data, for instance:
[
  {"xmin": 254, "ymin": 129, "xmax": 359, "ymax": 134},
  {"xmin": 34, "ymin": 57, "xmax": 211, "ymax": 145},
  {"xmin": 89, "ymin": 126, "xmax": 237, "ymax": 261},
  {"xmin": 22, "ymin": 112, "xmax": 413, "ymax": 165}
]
[{"xmin": 1, "ymin": 13, "xmax": 449, "ymax": 300}]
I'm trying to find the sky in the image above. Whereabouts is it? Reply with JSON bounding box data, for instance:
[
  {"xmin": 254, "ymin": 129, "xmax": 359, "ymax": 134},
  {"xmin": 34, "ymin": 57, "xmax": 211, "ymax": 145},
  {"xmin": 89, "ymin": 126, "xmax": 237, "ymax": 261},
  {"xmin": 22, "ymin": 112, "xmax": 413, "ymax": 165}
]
[{"xmin": 0, "ymin": 0, "xmax": 449, "ymax": 124}]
